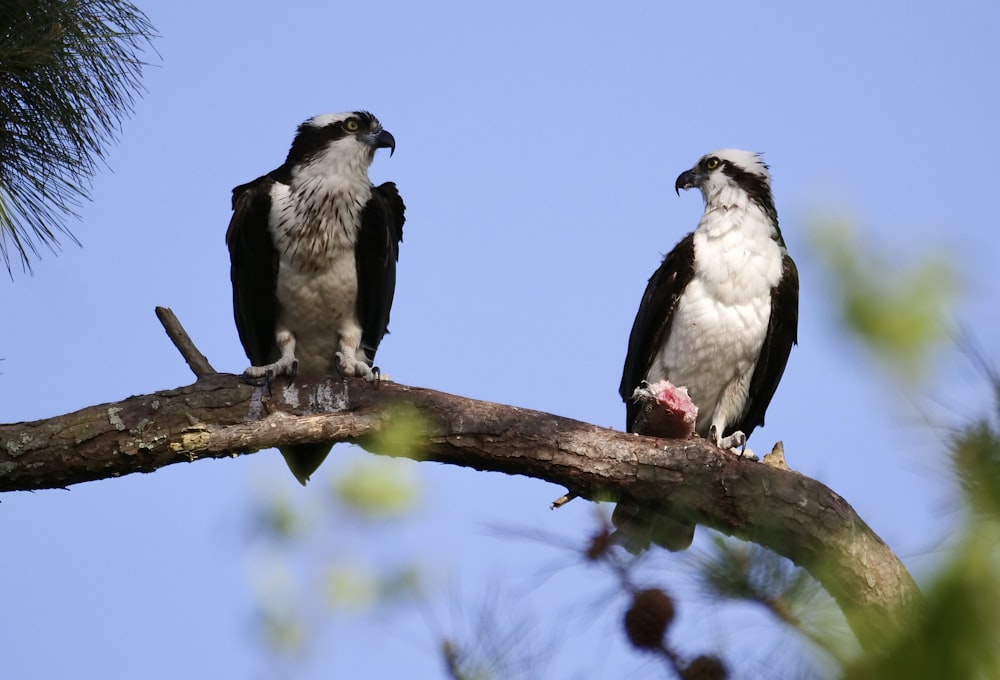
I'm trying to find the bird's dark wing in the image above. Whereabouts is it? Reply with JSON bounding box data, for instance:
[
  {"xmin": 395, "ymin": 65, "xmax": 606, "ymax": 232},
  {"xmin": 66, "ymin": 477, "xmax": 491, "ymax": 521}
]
[
  {"xmin": 619, "ymin": 232, "xmax": 696, "ymax": 432},
  {"xmin": 734, "ymin": 254, "xmax": 799, "ymax": 438},
  {"xmin": 355, "ymin": 181, "xmax": 406, "ymax": 365},
  {"xmin": 226, "ymin": 176, "xmax": 280, "ymax": 366}
]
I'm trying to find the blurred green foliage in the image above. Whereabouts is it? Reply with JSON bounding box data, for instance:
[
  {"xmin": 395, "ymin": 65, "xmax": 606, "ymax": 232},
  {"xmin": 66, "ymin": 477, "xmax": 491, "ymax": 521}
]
[
  {"xmin": 250, "ymin": 561, "xmax": 307, "ymax": 656},
  {"xmin": 365, "ymin": 402, "xmax": 430, "ymax": 461},
  {"xmin": 698, "ymin": 536, "xmax": 818, "ymax": 627},
  {"xmin": 952, "ymin": 385, "xmax": 1000, "ymax": 519},
  {"xmin": 808, "ymin": 218, "xmax": 958, "ymax": 383},
  {"xmin": 845, "ymin": 374, "xmax": 1000, "ymax": 679},
  {"xmin": 322, "ymin": 562, "xmax": 422, "ymax": 612},
  {"xmin": 334, "ymin": 457, "xmax": 420, "ymax": 519},
  {"xmin": 246, "ymin": 447, "xmax": 426, "ymax": 666}
]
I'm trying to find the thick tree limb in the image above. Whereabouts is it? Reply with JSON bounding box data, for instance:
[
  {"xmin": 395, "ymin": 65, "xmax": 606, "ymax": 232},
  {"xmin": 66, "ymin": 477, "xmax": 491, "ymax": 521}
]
[
  {"xmin": 0, "ymin": 304, "xmax": 920, "ymax": 650},
  {"xmin": 0, "ymin": 371, "xmax": 920, "ymax": 648}
]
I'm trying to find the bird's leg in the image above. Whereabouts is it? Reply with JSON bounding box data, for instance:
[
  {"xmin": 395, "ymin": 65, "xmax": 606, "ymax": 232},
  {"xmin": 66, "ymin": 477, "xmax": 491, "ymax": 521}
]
[
  {"xmin": 709, "ymin": 424, "xmax": 720, "ymax": 446},
  {"xmin": 333, "ymin": 329, "xmax": 378, "ymax": 381},
  {"xmin": 239, "ymin": 367, "xmax": 273, "ymax": 390},
  {"xmin": 354, "ymin": 361, "xmax": 375, "ymax": 382},
  {"xmin": 708, "ymin": 424, "xmax": 756, "ymax": 459},
  {"xmin": 717, "ymin": 429, "xmax": 747, "ymax": 452},
  {"xmin": 244, "ymin": 331, "xmax": 298, "ymax": 385}
]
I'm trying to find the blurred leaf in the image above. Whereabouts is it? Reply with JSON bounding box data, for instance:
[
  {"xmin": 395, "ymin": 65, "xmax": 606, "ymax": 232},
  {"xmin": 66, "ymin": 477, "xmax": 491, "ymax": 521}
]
[
  {"xmin": 249, "ymin": 561, "xmax": 307, "ymax": 656},
  {"xmin": 332, "ymin": 457, "xmax": 420, "ymax": 518},
  {"xmin": 322, "ymin": 563, "xmax": 422, "ymax": 613},
  {"xmin": 952, "ymin": 418, "xmax": 1000, "ymax": 519},
  {"xmin": 950, "ymin": 362, "xmax": 1000, "ymax": 519},
  {"xmin": 257, "ymin": 607, "xmax": 307, "ymax": 656},
  {"xmin": 365, "ymin": 402, "xmax": 430, "ymax": 460},
  {"xmin": 809, "ymin": 219, "xmax": 958, "ymax": 383},
  {"xmin": 251, "ymin": 489, "xmax": 313, "ymax": 541},
  {"xmin": 379, "ymin": 564, "xmax": 423, "ymax": 602},
  {"xmin": 323, "ymin": 565, "xmax": 381, "ymax": 612}
]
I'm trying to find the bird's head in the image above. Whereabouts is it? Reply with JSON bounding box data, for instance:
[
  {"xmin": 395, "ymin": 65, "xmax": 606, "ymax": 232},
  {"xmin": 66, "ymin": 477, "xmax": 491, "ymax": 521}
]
[
  {"xmin": 285, "ymin": 111, "xmax": 396, "ymax": 171},
  {"xmin": 674, "ymin": 149, "xmax": 772, "ymax": 210}
]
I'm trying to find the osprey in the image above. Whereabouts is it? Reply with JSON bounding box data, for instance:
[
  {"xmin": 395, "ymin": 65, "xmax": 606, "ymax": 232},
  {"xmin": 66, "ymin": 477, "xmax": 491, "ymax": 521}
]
[
  {"xmin": 226, "ymin": 111, "xmax": 405, "ymax": 484},
  {"xmin": 615, "ymin": 149, "xmax": 797, "ymax": 551},
  {"xmin": 620, "ymin": 149, "xmax": 798, "ymax": 450}
]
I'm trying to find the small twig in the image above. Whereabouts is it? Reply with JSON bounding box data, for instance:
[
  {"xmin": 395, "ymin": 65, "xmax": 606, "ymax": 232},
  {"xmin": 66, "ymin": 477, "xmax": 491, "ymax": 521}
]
[
  {"xmin": 155, "ymin": 306, "xmax": 216, "ymax": 378},
  {"xmin": 551, "ymin": 491, "xmax": 577, "ymax": 509}
]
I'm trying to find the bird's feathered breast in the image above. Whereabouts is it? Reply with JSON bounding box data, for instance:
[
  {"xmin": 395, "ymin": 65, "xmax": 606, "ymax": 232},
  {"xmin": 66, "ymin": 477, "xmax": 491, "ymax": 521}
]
[
  {"xmin": 270, "ymin": 165, "xmax": 373, "ymax": 273},
  {"xmin": 691, "ymin": 207, "xmax": 785, "ymax": 305}
]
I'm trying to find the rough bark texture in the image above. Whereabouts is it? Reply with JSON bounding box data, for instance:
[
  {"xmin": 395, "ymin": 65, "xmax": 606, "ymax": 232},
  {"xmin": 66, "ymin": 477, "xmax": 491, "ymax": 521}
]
[{"xmin": 0, "ymin": 373, "xmax": 920, "ymax": 648}]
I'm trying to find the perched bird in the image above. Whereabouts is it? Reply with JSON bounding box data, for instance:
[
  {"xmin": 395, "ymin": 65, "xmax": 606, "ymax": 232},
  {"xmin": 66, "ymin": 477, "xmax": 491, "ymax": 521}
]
[
  {"xmin": 620, "ymin": 149, "xmax": 798, "ymax": 449},
  {"xmin": 616, "ymin": 149, "xmax": 798, "ymax": 549},
  {"xmin": 226, "ymin": 111, "xmax": 405, "ymax": 484}
]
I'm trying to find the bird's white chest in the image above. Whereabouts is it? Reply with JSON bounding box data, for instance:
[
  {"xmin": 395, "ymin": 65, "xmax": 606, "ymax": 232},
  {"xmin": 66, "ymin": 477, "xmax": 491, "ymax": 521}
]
[
  {"xmin": 269, "ymin": 178, "xmax": 372, "ymax": 374},
  {"xmin": 649, "ymin": 211, "xmax": 784, "ymax": 431},
  {"xmin": 270, "ymin": 173, "xmax": 371, "ymax": 268}
]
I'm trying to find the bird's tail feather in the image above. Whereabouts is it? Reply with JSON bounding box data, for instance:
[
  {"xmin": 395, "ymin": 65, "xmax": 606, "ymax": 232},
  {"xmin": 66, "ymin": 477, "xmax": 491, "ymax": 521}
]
[{"xmin": 280, "ymin": 443, "xmax": 334, "ymax": 485}]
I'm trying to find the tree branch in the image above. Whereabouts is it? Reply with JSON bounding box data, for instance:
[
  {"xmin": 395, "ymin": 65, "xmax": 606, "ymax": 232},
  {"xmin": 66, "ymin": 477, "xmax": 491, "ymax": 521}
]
[
  {"xmin": 154, "ymin": 306, "xmax": 216, "ymax": 378},
  {"xmin": 0, "ymin": 304, "xmax": 921, "ymax": 651},
  {"xmin": 0, "ymin": 371, "xmax": 920, "ymax": 649}
]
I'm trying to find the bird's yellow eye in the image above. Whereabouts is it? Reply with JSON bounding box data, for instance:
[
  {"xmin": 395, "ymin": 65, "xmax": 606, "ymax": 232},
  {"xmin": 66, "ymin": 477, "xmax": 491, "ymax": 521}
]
[
  {"xmin": 705, "ymin": 157, "xmax": 721, "ymax": 170},
  {"xmin": 345, "ymin": 118, "xmax": 360, "ymax": 132}
]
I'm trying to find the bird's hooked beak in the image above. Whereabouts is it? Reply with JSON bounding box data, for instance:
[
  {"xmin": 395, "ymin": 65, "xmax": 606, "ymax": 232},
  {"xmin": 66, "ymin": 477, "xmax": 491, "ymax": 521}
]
[
  {"xmin": 674, "ymin": 168, "xmax": 701, "ymax": 196},
  {"xmin": 366, "ymin": 128, "xmax": 396, "ymax": 157}
]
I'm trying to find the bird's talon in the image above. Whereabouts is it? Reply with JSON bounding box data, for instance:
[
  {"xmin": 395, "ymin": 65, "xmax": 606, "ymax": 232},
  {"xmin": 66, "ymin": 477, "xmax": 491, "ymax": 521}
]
[{"xmin": 240, "ymin": 371, "xmax": 267, "ymax": 387}]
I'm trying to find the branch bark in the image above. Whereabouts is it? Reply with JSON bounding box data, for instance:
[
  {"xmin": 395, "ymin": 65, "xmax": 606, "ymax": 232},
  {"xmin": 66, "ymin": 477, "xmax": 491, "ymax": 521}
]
[{"xmin": 0, "ymin": 370, "xmax": 920, "ymax": 648}]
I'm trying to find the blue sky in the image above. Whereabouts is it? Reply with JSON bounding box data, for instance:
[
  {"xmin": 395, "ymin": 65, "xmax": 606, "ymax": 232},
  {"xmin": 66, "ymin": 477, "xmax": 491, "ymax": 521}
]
[{"xmin": 3, "ymin": 1, "xmax": 999, "ymax": 677}]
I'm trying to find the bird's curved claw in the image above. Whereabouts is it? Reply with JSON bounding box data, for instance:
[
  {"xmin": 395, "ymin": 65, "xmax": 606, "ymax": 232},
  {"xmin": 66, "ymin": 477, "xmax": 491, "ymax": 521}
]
[
  {"xmin": 710, "ymin": 427, "xmax": 753, "ymax": 456},
  {"xmin": 240, "ymin": 372, "xmax": 264, "ymax": 387},
  {"xmin": 334, "ymin": 352, "xmax": 346, "ymax": 378},
  {"xmin": 370, "ymin": 365, "xmax": 381, "ymax": 387},
  {"xmin": 240, "ymin": 368, "xmax": 272, "ymax": 386},
  {"xmin": 240, "ymin": 368, "xmax": 275, "ymax": 397}
]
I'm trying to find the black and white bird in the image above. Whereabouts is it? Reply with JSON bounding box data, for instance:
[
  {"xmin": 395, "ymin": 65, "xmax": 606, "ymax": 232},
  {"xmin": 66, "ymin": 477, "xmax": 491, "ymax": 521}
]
[
  {"xmin": 620, "ymin": 149, "xmax": 798, "ymax": 452},
  {"xmin": 226, "ymin": 111, "xmax": 405, "ymax": 484}
]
